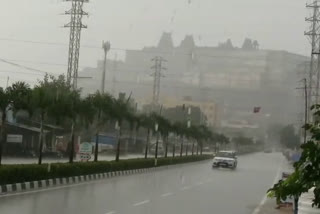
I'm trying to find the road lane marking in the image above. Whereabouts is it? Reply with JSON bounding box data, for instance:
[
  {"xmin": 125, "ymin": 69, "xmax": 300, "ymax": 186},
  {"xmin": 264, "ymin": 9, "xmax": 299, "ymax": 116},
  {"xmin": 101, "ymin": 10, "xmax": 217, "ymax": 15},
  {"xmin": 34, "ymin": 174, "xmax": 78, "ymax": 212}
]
[
  {"xmin": 161, "ymin": 192, "xmax": 173, "ymax": 197},
  {"xmin": 133, "ymin": 200, "xmax": 150, "ymax": 207},
  {"xmin": 105, "ymin": 211, "xmax": 116, "ymax": 214},
  {"xmin": 251, "ymin": 158, "xmax": 284, "ymax": 214},
  {"xmin": 181, "ymin": 185, "xmax": 192, "ymax": 191}
]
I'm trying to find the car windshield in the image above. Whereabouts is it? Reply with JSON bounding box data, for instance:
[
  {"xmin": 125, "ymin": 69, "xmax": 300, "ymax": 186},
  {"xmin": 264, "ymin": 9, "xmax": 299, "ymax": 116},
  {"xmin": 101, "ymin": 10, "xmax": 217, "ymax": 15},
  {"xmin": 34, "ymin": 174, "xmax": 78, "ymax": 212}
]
[{"xmin": 216, "ymin": 152, "xmax": 235, "ymax": 158}]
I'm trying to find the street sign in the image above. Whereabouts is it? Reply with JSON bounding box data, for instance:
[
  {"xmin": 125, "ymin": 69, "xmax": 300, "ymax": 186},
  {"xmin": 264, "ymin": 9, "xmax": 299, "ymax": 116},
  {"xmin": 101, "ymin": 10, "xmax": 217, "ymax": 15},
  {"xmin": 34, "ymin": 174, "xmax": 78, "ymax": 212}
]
[
  {"xmin": 79, "ymin": 142, "xmax": 92, "ymax": 162},
  {"xmin": 80, "ymin": 142, "xmax": 92, "ymax": 153},
  {"xmin": 7, "ymin": 134, "xmax": 23, "ymax": 143}
]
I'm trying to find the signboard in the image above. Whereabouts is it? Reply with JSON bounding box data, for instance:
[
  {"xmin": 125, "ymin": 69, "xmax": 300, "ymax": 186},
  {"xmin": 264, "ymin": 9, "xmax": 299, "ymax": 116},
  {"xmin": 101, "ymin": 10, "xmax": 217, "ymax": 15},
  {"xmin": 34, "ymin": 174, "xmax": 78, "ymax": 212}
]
[
  {"xmin": 79, "ymin": 142, "xmax": 92, "ymax": 162},
  {"xmin": 7, "ymin": 134, "xmax": 23, "ymax": 143}
]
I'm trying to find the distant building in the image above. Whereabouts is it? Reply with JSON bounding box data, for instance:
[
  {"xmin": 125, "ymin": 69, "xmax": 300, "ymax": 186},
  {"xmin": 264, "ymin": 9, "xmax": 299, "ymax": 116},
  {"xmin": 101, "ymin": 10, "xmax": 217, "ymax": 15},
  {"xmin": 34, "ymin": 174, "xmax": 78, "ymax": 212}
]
[{"xmin": 78, "ymin": 33, "xmax": 308, "ymax": 128}]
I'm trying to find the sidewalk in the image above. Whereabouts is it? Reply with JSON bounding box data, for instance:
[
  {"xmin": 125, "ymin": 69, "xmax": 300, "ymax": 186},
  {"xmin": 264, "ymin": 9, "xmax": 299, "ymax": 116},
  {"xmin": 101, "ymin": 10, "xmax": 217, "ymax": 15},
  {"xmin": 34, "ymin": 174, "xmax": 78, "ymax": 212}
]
[
  {"xmin": 257, "ymin": 158, "xmax": 294, "ymax": 214},
  {"xmin": 258, "ymin": 197, "xmax": 293, "ymax": 214}
]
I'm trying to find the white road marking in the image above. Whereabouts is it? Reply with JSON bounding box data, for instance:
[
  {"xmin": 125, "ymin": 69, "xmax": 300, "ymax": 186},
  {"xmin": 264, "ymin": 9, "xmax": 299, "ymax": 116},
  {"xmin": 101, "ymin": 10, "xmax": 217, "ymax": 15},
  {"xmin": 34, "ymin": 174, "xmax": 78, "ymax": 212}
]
[
  {"xmin": 105, "ymin": 211, "xmax": 116, "ymax": 214},
  {"xmin": 133, "ymin": 200, "xmax": 150, "ymax": 207},
  {"xmin": 161, "ymin": 192, "xmax": 173, "ymax": 197},
  {"xmin": 181, "ymin": 185, "xmax": 192, "ymax": 191},
  {"xmin": 251, "ymin": 158, "xmax": 284, "ymax": 214}
]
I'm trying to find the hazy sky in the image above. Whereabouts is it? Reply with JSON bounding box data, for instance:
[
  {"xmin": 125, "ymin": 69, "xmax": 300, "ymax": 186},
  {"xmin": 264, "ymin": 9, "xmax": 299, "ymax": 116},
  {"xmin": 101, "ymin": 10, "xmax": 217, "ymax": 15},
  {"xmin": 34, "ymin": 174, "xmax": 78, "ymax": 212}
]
[{"xmin": 0, "ymin": 0, "xmax": 310, "ymax": 87}]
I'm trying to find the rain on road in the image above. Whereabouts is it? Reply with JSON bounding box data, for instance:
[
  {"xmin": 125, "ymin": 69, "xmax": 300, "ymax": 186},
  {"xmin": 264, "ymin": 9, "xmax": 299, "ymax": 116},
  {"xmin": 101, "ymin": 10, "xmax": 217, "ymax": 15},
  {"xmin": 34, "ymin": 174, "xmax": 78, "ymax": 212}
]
[{"xmin": 0, "ymin": 152, "xmax": 283, "ymax": 214}]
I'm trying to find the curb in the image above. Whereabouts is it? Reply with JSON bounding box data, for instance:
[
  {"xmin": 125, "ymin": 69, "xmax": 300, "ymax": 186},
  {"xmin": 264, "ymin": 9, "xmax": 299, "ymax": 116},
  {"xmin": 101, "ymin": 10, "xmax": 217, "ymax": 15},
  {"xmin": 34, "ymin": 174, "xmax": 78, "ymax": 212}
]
[
  {"xmin": 0, "ymin": 159, "xmax": 211, "ymax": 195},
  {"xmin": 0, "ymin": 167, "xmax": 157, "ymax": 195}
]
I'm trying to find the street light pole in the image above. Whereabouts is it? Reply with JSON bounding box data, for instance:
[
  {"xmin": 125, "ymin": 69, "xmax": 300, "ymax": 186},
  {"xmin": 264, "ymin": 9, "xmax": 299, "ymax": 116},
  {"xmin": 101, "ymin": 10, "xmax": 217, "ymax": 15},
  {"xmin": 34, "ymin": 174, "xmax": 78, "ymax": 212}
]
[
  {"xmin": 155, "ymin": 123, "xmax": 159, "ymax": 166},
  {"xmin": 101, "ymin": 41, "xmax": 111, "ymax": 93}
]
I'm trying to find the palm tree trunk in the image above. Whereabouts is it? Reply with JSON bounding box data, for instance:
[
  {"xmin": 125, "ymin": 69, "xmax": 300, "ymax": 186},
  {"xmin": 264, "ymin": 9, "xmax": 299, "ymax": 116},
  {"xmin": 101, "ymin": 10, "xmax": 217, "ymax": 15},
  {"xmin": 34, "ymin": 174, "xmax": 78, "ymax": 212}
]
[
  {"xmin": 192, "ymin": 142, "xmax": 195, "ymax": 155},
  {"xmin": 185, "ymin": 142, "xmax": 188, "ymax": 156},
  {"xmin": 144, "ymin": 128, "xmax": 150, "ymax": 159},
  {"xmin": 164, "ymin": 136, "xmax": 168, "ymax": 158},
  {"xmin": 115, "ymin": 126, "xmax": 122, "ymax": 162},
  {"xmin": 172, "ymin": 143, "xmax": 175, "ymax": 158},
  {"xmin": 38, "ymin": 114, "xmax": 44, "ymax": 165},
  {"xmin": 155, "ymin": 131, "xmax": 159, "ymax": 159},
  {"xmin": 69, "ymin": 122, "xmax": 75, "ymax": 163},
  {"xmin": 94, "ymin": 132, "xmax": 99, "ymax": 162},
  {"xmin": 196, "ymin": 141, "xmax": 199, "ymax": 155},
  {"xmin": 180, "ymin": 136, "xmax": 183, "ymax": 157},
  {"xmin": 0, "ymin": 112, "xmax": 6, "ymax": 166}
]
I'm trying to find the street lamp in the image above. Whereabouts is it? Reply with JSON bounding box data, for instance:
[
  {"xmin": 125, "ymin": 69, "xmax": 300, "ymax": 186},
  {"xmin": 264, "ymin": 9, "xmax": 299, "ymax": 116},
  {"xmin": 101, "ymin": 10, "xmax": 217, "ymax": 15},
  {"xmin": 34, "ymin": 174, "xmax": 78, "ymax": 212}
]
[{"xmin": 101, "ymin": 41, "xmax": 111, "ymax": 93}]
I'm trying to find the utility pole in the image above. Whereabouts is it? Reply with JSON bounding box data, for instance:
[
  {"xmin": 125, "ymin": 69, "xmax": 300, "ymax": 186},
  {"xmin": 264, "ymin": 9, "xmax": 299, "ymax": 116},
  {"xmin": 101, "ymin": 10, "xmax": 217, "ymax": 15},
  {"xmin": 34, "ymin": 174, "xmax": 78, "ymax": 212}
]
[
  {"xmin": 296, "ymin": 78, "xmax": 309, "ymax": 144},
  {"xmin": 64, "ymin": 0, "xmax": 89, "ymax": 90},
  {"xmin": 151, "ymin": 56, "xmax": 167, "ymax": 111},
  {"xmin": 304, "ymin": 78, "xmax": 308, "ymax": 144},
  {"xmin": 305, "ymin": 0, "xmax": 320, "ymax": 121},
  {"xmin": 111, "ymin": 53, "xmax": 118, "ymax": 96},
  {"xmin": 101, "ymin": 41, "xmax": 111, "ymax": 93}
]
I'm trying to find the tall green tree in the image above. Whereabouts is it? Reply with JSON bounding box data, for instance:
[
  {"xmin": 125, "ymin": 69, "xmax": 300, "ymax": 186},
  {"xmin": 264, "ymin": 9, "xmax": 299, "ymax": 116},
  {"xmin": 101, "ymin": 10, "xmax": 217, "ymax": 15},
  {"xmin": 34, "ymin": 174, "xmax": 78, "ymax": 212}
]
[
  {"xmin": 30, "ymin": 84, "xmax": 54, "ymax": 165},
  {"xmin": 112, "ymin": 96, "xmax": 132, "ymax": 162},
  {"xmin": 0, "ymin": 82, "xmax": 31, "ymax": 165},
  {"xmin": 90, "ymin": 92, "xmax": 114, "ymax": 162},
  {"xmin": 140, "ymin": 114, "xmax": 153, "ymax": 159},
  {"xmin": 268, "ymin": 105, "xmax": 320, "ymax": 210}
]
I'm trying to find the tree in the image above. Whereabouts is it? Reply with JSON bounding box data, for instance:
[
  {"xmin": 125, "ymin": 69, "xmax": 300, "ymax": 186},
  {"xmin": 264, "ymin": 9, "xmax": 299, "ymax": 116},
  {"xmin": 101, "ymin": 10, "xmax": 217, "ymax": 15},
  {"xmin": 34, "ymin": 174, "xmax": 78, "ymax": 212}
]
[
  {"xmin": 268, "ymin": 105, "xmax": 320, "ymax": 210},
  {"xmin": 0, "ymin": 82, "xmax": 31, "ymax": 165},
  {"xmin": 139, "ymin": 114, "xmax": 153, "ymax": 159},
  {"xmin": 90, "ymin": 92, "xmax": 114, "ymax": 162},
  {"xmin": 279, "ymin": 125, "xmax": 300, "ymax": 149},
  {"xmin": 111, "ymin": 96, "xmax": 132, "ymax": 162},
  {"xmin": 30, "ymin": 84, "xmax": 54, "ymax": 165},
  {"xmin": 152, "ymin": 113, "xmax": 171, "ymax": 159}
]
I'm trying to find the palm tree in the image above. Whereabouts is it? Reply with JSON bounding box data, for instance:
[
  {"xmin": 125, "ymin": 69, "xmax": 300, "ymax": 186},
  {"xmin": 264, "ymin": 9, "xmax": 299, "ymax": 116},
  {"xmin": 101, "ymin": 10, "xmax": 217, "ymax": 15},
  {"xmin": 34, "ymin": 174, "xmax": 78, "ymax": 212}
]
[
  {"xmin": 90, "ymin": 91, "xmax": 114, "ymax": 162},
  {"xmin": 172, "ymin": 122, "xmax": 184, "ymax": 157},
  {"xmin": 112, "ymin": 96, "xmax": 132, "ymax": 162},
  {"xmin": 156, "ymin": 115, "xmax": 171, "ymax": 158},
  {"xmin": 30, "ymin": 84, "xmax": 54, "ymax": 165},
  {"xmin": 139, "ymin": 114, "xmax": 153, "ymax": 159}
]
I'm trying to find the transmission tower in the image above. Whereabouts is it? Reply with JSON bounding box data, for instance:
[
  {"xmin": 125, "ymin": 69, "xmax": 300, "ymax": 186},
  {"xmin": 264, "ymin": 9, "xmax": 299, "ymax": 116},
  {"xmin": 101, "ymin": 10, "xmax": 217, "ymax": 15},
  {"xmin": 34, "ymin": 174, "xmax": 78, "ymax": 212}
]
[
  {"xmin": 305, "ymin": 0, "xmax": 320, "ymax": 121},
  {"xmin": 64, "ymin": 0, "xmax": 89, "ymax": 89},
  {"xmin": 151, "ymin": 56, "xmax": 167, "ymax": 109}
]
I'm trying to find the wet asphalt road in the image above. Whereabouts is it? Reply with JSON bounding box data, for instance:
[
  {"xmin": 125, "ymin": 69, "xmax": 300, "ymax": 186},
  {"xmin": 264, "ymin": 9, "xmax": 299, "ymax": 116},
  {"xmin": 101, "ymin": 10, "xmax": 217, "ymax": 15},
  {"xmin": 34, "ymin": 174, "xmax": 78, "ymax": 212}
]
[{"xmin": 0, "ymin": 152, "xmax": 284, "ymax": 214}]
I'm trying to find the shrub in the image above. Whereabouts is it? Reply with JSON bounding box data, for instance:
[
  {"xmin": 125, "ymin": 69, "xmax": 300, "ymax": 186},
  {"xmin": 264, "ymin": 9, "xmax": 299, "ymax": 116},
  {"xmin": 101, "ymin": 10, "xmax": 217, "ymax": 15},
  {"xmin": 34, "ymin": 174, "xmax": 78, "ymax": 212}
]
[{"xmin": 0, "ymin": 155, "xmax": 212, "ymax": 185}]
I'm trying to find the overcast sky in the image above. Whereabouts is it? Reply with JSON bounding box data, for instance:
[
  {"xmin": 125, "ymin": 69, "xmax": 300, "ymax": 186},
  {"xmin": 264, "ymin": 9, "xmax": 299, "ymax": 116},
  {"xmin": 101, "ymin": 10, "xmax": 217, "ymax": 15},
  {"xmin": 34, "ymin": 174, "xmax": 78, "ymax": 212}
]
[{"xmin": 0, "ymin": 0, "xmax": 310, "ymax": 87}]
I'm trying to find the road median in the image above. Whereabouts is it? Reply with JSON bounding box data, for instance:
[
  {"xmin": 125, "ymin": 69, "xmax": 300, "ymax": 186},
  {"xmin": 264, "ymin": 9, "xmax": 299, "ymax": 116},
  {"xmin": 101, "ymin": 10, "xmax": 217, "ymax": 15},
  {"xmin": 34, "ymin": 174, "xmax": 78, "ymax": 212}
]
[{"xmin": 0, "ymin": 155, "xmax": 212, "ymax": 195}]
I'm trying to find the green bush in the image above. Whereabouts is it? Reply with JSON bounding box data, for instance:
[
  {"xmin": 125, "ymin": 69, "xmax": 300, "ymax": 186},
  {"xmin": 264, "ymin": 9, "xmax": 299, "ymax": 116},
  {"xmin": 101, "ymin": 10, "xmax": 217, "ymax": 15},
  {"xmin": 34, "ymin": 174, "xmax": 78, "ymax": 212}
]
[{"xmin": 0, "ymin": 155, "xmax": 212, "ymax": 185}]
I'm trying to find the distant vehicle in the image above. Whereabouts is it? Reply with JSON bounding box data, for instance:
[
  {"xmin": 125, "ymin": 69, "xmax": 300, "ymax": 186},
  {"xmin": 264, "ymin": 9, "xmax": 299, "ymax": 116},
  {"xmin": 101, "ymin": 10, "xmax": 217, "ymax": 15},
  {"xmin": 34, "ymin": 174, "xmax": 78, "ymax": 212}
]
[{"xmin": 212, "ymin": 151, "xmax": 237, "ymax": 169}]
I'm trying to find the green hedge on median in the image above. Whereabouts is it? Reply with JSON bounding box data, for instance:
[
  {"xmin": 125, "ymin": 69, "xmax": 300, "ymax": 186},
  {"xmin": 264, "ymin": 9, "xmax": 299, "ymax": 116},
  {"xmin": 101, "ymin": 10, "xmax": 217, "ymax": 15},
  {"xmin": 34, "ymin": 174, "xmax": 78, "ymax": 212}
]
[{"xmin": 0, "ymin": 155, "xmax": 212, "ymax": 185}]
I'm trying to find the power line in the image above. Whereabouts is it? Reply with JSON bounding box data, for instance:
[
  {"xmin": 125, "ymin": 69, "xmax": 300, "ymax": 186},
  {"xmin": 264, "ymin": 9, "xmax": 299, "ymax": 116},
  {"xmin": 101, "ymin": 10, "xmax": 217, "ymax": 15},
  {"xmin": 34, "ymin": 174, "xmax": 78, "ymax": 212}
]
[{"xmin": 0, "ymin": 57, "xmax": 54, "ymax": 75}]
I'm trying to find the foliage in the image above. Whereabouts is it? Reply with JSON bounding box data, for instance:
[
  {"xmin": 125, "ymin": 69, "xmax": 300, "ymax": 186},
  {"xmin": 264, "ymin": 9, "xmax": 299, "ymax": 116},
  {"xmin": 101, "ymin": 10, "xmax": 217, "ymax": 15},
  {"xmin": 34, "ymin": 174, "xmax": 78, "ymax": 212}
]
[
  {"xmin": 0, "ymin": 155, "xmax": 212, "ymax": 185},
  {"xmin": 268, "ymin": 105, "xmax": 320, "ymax": 207}
]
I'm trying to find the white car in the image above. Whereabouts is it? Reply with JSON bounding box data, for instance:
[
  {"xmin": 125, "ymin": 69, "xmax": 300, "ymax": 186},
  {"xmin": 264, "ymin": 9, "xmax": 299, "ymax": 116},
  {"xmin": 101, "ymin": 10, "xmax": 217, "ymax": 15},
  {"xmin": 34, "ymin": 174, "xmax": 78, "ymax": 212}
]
[{"xmin": 212, "ymin": 151, "xmax": 237, "ymax": 169}]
